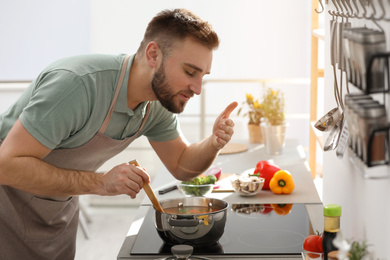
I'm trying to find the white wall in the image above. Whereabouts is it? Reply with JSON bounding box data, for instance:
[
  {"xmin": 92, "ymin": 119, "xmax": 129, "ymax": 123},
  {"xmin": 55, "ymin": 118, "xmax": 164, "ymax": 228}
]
[
  {"xmin": 0, "ymin": 3, "xmax": 313, "ymax": 157},
  {"xmin": 90, "ymin": 0, "xmax": 312, "ymax": 146},
  {"xmin": 322, "ymin": 3, "xmax": 390, "ymax": 259},
  {"xmin": 0, "ymin": 0, "xmax": 313, "ymax": 148},
  {"xmin": 90, "ymin": 0, "xmax": 311, "ymax": 79},
  {"xmin": 0, "ymin": 0, "xmax": 91, "ymax": 80}
]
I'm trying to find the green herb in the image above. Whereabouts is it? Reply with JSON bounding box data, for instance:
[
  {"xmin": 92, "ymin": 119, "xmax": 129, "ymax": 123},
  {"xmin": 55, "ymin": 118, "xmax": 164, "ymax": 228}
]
[{"xmin": 349, "ymin": 240, "xmax": 368, "ymax": 260}]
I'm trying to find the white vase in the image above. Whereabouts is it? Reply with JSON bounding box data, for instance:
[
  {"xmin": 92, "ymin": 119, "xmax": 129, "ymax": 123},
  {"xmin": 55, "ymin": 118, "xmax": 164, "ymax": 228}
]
[{"xmin": 261, "ymin": 122, "xmax": 289, "ymax": 155}]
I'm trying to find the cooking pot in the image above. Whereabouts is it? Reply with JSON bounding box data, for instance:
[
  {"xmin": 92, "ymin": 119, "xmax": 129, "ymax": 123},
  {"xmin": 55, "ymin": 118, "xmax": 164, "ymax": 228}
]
[{"xmin": 155, "ymin": 197, "xmax": 228, "ymax": 246}]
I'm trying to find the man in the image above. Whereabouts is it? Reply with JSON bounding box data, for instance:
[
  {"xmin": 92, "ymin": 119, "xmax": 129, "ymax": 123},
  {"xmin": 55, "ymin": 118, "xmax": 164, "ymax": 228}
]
[{"xmin": 0, "ymin": 8, "xmax": 237, "ymax": 260}]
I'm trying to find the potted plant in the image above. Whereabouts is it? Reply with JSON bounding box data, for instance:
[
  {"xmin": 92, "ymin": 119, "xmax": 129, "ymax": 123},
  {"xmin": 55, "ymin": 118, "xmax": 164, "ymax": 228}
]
[
  {"xmin": 260, "ymin": 87, "xmax": 288, "ymax": 155},
  {"xmin": 262, "ymin": 88, "xmax": 285, "ymax": 126},
  {"xmin": 237, "ymin": 93, "xmax": 264, "ymax": 143}
]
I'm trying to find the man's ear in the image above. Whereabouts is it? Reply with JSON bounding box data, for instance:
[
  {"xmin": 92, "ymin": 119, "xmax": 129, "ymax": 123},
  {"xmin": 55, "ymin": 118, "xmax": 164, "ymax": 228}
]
[{"xmin": 145, "ymin": 41, "xmax": 161, "ymax": 68}]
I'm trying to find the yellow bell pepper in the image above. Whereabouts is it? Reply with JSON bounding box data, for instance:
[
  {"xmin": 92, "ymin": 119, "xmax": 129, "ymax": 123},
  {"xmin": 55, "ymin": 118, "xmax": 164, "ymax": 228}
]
[
  {"xmin": 269, "ymin": 170, "xmax": 295, "ymax": 194},
  {"xmin": 271, "ymin": 203, "xmax": 293, "ymax": 215}
]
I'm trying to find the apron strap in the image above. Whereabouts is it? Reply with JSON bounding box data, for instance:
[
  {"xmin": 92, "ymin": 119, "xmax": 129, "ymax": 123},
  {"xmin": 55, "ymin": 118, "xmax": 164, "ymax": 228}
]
[
  {"xmin": 99, "ymin": 55, "xmax": 131, "ymax": 134},
  {"xmin": 131, "ymin": 102, "xmax": 151, "ymax": 140}
]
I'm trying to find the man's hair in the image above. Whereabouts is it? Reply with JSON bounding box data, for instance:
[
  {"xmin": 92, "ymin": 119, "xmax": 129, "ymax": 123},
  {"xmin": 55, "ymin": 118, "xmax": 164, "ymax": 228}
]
[{"xmin": 136, "ymin": 9, "xmax": 219, "ymax": 57}]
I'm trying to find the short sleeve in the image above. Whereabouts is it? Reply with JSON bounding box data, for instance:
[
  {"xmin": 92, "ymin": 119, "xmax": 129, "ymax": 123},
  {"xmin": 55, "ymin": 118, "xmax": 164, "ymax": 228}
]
[
  {"xmin": 19, "ymin": 70, "xmax": 90, "ymax": 149},
  {"xmin": 143, "ymin": 102, "xmax": 181, "ymax": 142}
]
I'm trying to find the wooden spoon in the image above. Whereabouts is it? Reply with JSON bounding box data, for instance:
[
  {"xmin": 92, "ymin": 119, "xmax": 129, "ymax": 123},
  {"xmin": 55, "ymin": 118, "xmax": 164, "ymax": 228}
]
[{"xmin": 129, "ymin": 160, "xmax": 165, "ymax": 213}]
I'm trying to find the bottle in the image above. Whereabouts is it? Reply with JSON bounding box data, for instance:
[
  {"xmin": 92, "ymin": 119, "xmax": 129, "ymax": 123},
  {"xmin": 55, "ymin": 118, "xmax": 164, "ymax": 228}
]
[{"xmin": 323, "ymin": 204, "xmax": 341, "ymax": 260}]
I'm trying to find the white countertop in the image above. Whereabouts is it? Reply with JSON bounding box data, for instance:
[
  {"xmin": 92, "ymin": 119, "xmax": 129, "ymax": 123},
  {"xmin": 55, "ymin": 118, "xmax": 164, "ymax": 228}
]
[
  {"xmin": 145, "ymin": 139, "xmax": 321, "ymax": 205},
  {"xmin": 117, "ymin": 139, "xmax": 324, "ymax": 260}
]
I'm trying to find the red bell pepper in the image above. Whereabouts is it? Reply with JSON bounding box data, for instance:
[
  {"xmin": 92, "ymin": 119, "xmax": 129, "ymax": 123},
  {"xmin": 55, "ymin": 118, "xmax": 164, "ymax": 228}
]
[
  {"xmin": 251, "ymin": 161, "xmax": 281, "ymax": 190},
  {"xmin": 259, "ymin": 204, "xmax": 273, "ymax": 214}
]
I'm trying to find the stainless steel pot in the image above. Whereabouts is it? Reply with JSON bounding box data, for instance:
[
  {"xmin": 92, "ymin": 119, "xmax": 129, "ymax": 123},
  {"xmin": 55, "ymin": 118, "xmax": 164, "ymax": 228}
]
[{"xmin": 155, "ymin": 197, "xmax": 228, "ymax": 246}]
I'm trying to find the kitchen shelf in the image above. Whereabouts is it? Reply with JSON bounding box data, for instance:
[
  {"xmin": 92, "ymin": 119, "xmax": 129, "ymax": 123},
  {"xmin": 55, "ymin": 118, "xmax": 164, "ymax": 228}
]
[
  {"xmin": 349, "ymin": 52, "xmax": 390, "ymax": 95},
  {"xmin": 312, "ymin": 28, "xmax": 325, "ymax": 41},
  {"xmin": 349, "ymin": 153, "xmax": 390, "ymax": 179},
  {"xmin": 346, "ymin": 58, "xmax": 390, "ymax": 175}
]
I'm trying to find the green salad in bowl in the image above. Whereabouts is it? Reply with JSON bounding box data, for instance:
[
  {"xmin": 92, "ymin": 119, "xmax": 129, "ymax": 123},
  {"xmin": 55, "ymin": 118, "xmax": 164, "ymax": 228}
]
[{"xmin": 178, "ymin": 175, "xmax": 217, "ymax": 197}]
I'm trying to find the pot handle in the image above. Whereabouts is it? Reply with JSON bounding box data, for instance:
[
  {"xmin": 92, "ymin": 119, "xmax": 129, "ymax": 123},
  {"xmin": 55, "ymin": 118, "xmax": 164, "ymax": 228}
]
[{"xmin": 168, "ymin": 217, "xmax": 199, "ymax": 227}]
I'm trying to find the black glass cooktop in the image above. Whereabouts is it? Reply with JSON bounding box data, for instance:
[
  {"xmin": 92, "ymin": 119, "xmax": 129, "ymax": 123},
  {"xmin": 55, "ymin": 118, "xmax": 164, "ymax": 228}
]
[{"xmin": 131, "ymin": 203, "xmax": 310, "ymax": 256}]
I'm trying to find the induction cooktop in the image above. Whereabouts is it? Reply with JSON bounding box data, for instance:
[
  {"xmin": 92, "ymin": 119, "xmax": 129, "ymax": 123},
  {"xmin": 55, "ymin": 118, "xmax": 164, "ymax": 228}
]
[{"xmin": 130, "ymin": 203, "xmax": 310, "ymax": 256}]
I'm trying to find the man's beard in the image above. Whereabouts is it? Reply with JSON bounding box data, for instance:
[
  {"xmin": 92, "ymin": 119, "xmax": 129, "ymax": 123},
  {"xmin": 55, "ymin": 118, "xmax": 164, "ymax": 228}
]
[{"xmin": 151, "ymin": 62, "xmax": 191, "ymax": 114}]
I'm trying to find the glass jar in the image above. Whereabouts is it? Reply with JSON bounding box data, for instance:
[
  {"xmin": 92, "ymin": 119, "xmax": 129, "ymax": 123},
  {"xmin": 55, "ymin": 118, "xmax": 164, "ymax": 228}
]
[
  {"xmin": 323, "ymin": 204, "xmax": 341, "ymax": 260},
  {"xmin": 353, "ymin": 29, "xmax": 386, "ymax": 91},
  {"xmin": 350, "ymin": 98, "xmax": 377, "ymax": 154},
  {"xmin": 357, "ymin": 103, "xmax": 387, "ymax": 165},
  {"xmin": 344, "ymin": 93, "xmax": 372, "ymax": 150}
]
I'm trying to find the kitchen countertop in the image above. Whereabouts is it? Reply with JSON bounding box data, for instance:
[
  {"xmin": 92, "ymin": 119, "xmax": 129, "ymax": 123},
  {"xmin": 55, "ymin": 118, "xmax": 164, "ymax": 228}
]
[{"xmin": 118, "ymin": 139, "xmax": 323, "ymax": 260}]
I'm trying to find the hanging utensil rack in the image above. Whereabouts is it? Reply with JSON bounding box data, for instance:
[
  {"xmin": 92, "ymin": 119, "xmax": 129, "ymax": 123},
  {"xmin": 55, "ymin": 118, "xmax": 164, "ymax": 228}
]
[
  {"xmin": 359, "ymin": 53, "xmax": 390, "ymax": 169},
  {"xmin": 317, "ymin": 0, "xmax": 390, "ymax": 178}
]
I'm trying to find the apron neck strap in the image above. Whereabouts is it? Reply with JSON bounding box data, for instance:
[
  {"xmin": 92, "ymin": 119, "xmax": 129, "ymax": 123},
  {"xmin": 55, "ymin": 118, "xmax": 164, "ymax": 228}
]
[{"xmin": 99, "ymin": 55, "xmax": 131, "ymax": 134}]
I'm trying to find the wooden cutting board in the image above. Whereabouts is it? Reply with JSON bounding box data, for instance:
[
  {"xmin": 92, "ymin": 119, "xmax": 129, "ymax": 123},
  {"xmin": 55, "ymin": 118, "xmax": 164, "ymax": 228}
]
[
  {"xmin": 212, "ymin": 173, "xmax": 235, "ymax": 192},
  {"xmin": 219, "ymin": 142, "xmax": 248, "ymax": 155}
]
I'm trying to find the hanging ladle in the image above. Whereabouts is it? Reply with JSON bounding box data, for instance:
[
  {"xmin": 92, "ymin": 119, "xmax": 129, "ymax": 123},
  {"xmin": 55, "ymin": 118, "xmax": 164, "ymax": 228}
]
[
  {"xmin": 314, "ymin": 107, "xmax": 341, "ymax": 131},
  {"xmin": 324, "ymin": 15, "xmax": 347, "ymax": 152},
  {"xmin": 324, "ymin": 69, "xmax": 345, "ymax": 151},
  {"xmin": 324, "ymin": 113, "xmax": 344, "ymax": 151},
  {"xmin": 314, "ymin": 17, "xmax": 342, "ymax": 132}
]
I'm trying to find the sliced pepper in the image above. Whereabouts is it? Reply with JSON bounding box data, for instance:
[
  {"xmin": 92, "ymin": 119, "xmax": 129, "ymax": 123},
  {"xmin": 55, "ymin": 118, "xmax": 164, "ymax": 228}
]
[
  {"xmin": 251, "ymin": 161, "xmax": 281, "ymax": 190},
  {"xmin": 269, "ymin": 170, "xmax": 295, "ymax": 194}
]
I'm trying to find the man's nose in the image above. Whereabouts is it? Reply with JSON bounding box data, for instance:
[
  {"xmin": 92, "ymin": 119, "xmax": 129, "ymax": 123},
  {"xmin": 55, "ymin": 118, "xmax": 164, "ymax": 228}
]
[{"xmin": 189, "ymin": 78, "xmax": 202, "ymax": 95}]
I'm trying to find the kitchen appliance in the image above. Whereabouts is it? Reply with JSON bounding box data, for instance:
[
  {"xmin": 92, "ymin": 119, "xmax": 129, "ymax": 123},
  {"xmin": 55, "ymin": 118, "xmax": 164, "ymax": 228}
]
[
  {"xmin": 130, "ymin": 203, "xmax": 311, "ymax": 258},
  {"xmin": 155, "ymin": 197, "xmax": 228, "ymax": 246}
]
